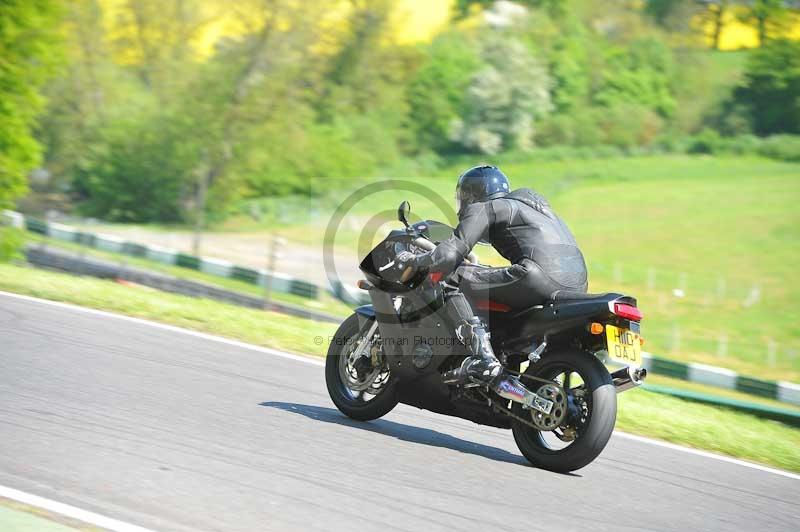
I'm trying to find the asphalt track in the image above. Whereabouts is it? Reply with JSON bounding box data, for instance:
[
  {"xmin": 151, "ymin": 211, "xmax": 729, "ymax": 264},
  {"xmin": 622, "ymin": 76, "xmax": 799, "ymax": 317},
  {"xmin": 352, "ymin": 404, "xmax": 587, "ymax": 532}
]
[{"xmin": 0, "ymin": 292, "xmax": 798, "ymax": 532}]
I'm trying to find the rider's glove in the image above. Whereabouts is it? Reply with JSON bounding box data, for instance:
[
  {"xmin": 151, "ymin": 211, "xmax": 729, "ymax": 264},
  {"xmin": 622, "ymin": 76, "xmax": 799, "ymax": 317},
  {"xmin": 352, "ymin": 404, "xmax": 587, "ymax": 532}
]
[{"xmin": 395, "ymin": 251, "xmax": 419, "ymax": 269}]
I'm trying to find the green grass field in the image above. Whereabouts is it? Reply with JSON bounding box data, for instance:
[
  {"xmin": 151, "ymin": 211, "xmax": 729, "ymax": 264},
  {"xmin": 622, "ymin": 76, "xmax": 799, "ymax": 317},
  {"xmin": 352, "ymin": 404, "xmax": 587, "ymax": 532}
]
[{"xmin": 1, "ymin": 262, "xmax": 798, "ymax": 472}]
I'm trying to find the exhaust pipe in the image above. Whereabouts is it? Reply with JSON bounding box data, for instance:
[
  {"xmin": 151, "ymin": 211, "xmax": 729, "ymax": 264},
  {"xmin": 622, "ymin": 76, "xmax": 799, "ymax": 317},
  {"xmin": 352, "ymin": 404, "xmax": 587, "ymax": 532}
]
[{"xmin": 611, "ymin": 366, "xmax": 647, "ymax": 394}]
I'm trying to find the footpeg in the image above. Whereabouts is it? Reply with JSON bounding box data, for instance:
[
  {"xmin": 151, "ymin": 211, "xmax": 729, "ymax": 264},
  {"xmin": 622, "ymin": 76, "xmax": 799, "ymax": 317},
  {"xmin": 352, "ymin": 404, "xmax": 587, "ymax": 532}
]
[{"xmin": 528, "ymin": 339, "xmax": 547, "ymax": 363}]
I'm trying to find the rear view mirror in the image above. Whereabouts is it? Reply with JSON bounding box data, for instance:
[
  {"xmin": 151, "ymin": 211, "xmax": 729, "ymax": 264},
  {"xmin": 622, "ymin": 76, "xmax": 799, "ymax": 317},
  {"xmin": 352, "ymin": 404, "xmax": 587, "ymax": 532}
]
[{"xmin": 398, "ymin": 201, "xmax": 411, "ymax": 228}]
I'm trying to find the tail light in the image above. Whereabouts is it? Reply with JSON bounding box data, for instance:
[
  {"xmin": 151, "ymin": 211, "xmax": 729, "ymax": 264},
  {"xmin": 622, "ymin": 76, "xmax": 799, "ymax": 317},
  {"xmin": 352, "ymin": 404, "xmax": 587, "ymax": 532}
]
[{"xmin": 613, "ymin": 302, "xmax": 642, "ymax": 321}]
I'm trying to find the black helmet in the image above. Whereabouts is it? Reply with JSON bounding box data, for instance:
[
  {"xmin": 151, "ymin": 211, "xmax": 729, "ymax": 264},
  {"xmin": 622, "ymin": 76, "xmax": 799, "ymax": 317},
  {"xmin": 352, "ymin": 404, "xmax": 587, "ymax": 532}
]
[{"xmin": 456, "ymin": 165, "xmax": 510, "ymax": 212}]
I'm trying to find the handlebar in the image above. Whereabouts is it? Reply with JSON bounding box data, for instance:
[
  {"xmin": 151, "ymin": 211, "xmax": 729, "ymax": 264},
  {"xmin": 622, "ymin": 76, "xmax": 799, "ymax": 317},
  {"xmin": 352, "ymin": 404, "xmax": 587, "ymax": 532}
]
[{"xmin": 411, "ymin": 236, "xmax": 477, "ymax": 265}]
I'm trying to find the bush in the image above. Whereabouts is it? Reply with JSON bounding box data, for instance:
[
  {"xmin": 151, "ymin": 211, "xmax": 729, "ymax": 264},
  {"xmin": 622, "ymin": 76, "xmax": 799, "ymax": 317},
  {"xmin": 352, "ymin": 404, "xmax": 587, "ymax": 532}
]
[
  {"xmin": 597, "ymin": 104, "xmax": 664, "ymax": 149},
  {"xmin": 407, "ymin": 32, "xmax": 481, "ymax": 153},
  {"xmin": 734, "ymin": 39, "xmax": 800, "ymax": 135},
  {"xmin": 0, "ymin": 227, "xmax": 24, "ymax": 262},
  {"xmin": 758, "ymin": 135, "xmax": 800, "ymax": 162},
  {"xmin": 537, "ymin": 108, "xmax": 604, "ymax": 147},
  {"xmin": 449, "ymin": 33, "xmax": 554, "ymax": 154},
  {"xmin": 688, "ymin": 128, "xmax": 722, "ymax": 154},
  {"xmin": 74, "ymin": 113, "xmax": 193, "ymax": 223},
  {"xmin": 595, "ymin": 38, "xmax": 677, "ymax": 118}
]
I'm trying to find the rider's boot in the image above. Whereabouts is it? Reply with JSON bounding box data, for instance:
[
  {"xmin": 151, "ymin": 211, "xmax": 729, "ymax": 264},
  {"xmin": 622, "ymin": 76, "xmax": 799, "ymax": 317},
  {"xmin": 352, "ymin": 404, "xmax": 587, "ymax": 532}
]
[{"xmin": 442, "ymin": 317, "xmax": 503, "ymax": 386}]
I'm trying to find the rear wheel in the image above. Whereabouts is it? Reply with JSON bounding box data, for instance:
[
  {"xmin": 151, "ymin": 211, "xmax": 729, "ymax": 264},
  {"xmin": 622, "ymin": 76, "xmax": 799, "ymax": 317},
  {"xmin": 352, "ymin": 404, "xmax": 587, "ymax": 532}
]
[
  {"xmin": 325, "ymin": 314, "xmax": 398, "ymax": 421},
  {"xmin": 511, "ymin": 349, "xmax": 616, "ymax": 473}
]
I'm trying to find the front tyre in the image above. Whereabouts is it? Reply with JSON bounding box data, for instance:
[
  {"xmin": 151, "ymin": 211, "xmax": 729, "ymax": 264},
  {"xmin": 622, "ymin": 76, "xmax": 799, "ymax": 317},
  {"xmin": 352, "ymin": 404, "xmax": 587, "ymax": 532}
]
[
  {"xmin": 325, "ymin": 314, "xmax": 398, "ymax": 421},
  {"xmin": 511, "ymin": 349, "xmax": 616, "ymax": 473}
]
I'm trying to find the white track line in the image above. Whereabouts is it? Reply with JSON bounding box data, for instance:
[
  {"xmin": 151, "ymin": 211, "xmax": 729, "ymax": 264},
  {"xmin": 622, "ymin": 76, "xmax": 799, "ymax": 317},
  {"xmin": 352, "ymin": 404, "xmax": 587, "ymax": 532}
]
[
  {"xmin": 2, "ymin": 290, "xmax": 799, "ymax": 483},
  {"xmin": 0, "ymin": 484, "xmax": 156, "ymax": 532},
  {"xmin": 613, "ymin": 432, "xmax": 800, "ymax": 480}
]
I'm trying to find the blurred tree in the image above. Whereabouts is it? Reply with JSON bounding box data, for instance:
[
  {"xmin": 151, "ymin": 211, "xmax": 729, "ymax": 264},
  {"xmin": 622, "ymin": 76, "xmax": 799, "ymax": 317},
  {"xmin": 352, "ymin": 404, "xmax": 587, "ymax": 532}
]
[
  {"xmin": 595, "ymin": 38, "xmax": 676, "ymax": 117},
  {"xmin": 701, "ymin": 1, "xmax": 732, "ymax": 50},
  {"xmin": 450, "ymin": 34, "xmax": 553, "ymax": 154},
  {"xmin": 547, "ymin": 16, "xmax": 591, "ymax": 112},
  {"xmin": 314, "ymin": 0, "xmax": 414, "ymax": 166},
  {"xmin": 407, "ymin": 32, "xmax": 480, "ymax": 152},
  {"xmin": 112, "ymin": 0, "xmax": 210, "ymax": 101},
  {"xmin": 74, "ymin": 112, "xmax": 191, "ymax": 222},
  {"xmin": 41, "ymin": 1, "xmax": 123, "ymax": 193},
  {"xmin": 455, "ymin": 0, "xmax": 567, "ymax": 19},
  {"xmin": 734, "ymin": 39, "xmax": 800, "ymax": 134},
  {"xmin": 738, "ymin": 0, "xmax": 794, "ymax": 46},
  {"xmin": 0, "ymin": 0, "xmax": 62, "ymax": 209},
  {"xmin": 645, "ymin": 0, "xmax": 711, "ymax": 47}
]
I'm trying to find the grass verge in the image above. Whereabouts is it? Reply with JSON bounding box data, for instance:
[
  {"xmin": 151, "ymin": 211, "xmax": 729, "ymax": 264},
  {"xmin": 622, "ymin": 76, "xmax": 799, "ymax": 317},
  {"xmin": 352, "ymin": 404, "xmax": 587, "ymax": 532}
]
[
  {"xmin": 1, "ymin": 262, "xmax": 798, "ymax": 472},
  {"xmin": 0, "ymin": 262, "xmax": 337, "ymax": 356}
]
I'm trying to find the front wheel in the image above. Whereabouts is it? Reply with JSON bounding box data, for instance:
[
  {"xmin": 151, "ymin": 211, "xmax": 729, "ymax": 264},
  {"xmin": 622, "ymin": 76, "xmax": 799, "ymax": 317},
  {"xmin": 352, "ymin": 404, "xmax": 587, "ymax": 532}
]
[
  {"xmin": 511, "ymin": 349, "xmax": 616, "ymax": 473},
  {"xmin": 325, "ymin": 314, "xmax": 398, "ymax": 421}
]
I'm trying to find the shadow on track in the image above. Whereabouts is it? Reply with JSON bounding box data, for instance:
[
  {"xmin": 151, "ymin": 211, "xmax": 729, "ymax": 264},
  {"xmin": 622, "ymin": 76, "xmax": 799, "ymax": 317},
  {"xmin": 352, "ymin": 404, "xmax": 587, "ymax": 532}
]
[{"xmin": 260, "ymin": 401, "xmax": 527, "ymax": 466}]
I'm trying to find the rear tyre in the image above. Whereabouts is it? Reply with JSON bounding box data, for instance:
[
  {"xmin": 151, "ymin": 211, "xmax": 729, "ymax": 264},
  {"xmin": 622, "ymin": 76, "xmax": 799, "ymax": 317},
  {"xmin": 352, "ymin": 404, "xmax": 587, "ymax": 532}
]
[
  {"xmin": 511, "ymin": 349, "xmax": 616, "ymax": 473},
  {"xmin": 325, "ymin": 314, "xmax": 398, "ymax": 421}
]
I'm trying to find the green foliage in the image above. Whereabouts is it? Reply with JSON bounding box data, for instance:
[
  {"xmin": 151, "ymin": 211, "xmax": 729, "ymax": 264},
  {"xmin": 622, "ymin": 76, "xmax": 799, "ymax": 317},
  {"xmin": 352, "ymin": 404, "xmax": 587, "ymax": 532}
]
[
  {"xmin": 758, "ymin": 135, "xmax": 800, "ymax": 162},
  {"xmin": 27, "ymin": 1, "xmax": 795, "ymax": 224},
  {"xmin": 450, "ymin": 33, "xmax": 553, "ymax": 154},
  {"xmin": 74, "ymin": 112, "xmax": 192, "ymax": 222},
  {"xmin": 0, "ymin": 227, "xmax": 24, "ymax": 262},
  {"xmin": 598, "ymin": 103, "xmax": 664, "ymax": 148},
  {"xmin": 737, "ymin": 0, "xmax": 795, "ymax": 46},
  {"xmin": 688, "ymin": 128, "xmax": 723, "ymax": 154},
  {"xmin": 547, "ymin": 21, "xmax": 591, "ymax": 113},
  {"xmin": 0, "ymin": 0, "xmax": 61, "ymax": 209},
  {"xmin": 680, "ymin": 132, "xmax": 800, "ymax": 162},
  {"xmin": 596, "ymin": 38, "xmax": 677, "ymax": 117},
  {"xmin": 734, "ymin": 39, "xmax": 800, "ymax": 135},
  {"xmin": 454, "ymin": 0, "xmax": 566, "ymax": 18},
  {"xmin": 407, "ymin": 32, "xmax": 481, "ymax": 152}
]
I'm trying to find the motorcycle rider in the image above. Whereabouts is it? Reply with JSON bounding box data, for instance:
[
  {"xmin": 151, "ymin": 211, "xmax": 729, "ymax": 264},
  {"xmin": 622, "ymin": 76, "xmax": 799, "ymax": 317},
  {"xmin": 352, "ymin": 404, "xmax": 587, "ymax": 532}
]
[{"xmin": 396, "ymin": 165, "xmax": 588, "ymax": 386}]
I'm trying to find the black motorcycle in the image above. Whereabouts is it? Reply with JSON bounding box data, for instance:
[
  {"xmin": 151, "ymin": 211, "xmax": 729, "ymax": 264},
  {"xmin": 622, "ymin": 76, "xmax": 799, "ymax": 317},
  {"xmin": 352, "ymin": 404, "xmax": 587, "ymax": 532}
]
[{"xmin": 325, "ymin": 202, "xmax": 646, "ymax": 472}]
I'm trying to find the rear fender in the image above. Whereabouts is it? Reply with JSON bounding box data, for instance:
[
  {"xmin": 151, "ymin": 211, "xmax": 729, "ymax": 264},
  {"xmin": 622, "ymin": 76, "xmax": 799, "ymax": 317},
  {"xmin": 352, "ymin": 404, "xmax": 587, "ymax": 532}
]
[{"xmin": 495, "ymin": 295, "xmax": 623, "ymax": 352}]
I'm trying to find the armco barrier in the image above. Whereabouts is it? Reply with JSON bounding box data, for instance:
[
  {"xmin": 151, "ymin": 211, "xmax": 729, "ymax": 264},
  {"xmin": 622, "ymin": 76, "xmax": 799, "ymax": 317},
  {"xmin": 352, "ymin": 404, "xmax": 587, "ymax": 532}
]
[
  {"xmin": 24, "ymin": 245, "xmax": 340, "ymax": 324},
  {"xmin": 122, "ymin": 242, "xmax": 148, "ymax": 257},
  {"xmin": 95, "ymin": 234, "xmax": 125, "ymax": 253},
  {"xmin": 643, "ymin": 384, "xmax": 800, "ymax": 428},
  {"xmin": 260, "ymin": 271, "xmax": 293, "ymax": 294},
  {"xmin": 687, "ymin": 363, "xmax": 737, "ymax": 390},
  {"xmin": 200, "ymin": 257, "xmax": 233, "ymax": 278},
  {"xmin": 650, "ymin": 357, "xmax": 689, "ymax": 380},
  {"xmin": 75, "ymin": 232, "xmax": 96, "ymax": 246},
  {"xmin": 736, "ymin": 376, "xmax": 779, "ymax": 399},
  {"xmin": 1, "ymin": 210, "xmax": 24, "ymax": 228},
  {"xmin": 25, "ymin": 217, "xmax": 47, "ymax": 235},
  {"xmin": 232, "ymin": 265, "xmax": 260, "ymax": 284},
  {"xmin": 778, "ymin": 381, "xmax": 800, "ymax": 405},
  {"xmin": 47, "ymin": 222, "xmax": 77, "ymax": 242},
  {"xmin": 176, "ymin": 253, "xmax": 201, "ymax": 270},
  {"xmin": 289, "ymin": 279, "xmax": 318, "ymax": 299},
  {"xmin": 145, "ymin": 244, "xmax": 177, "ymax": 265}
]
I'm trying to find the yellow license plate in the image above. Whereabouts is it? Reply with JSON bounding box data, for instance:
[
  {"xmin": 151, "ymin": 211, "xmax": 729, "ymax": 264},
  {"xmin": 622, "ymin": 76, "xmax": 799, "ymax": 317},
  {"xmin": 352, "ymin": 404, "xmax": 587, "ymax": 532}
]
[{"xmin": 606, "ymin": 324, "xmax": 642, "ymax": 367}]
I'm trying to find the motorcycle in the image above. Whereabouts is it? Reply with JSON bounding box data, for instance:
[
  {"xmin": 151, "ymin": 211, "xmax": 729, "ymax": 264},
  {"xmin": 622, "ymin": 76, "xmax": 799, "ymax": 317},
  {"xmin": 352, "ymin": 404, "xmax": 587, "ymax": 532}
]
[{"xmin": 325, "ymin": 201, "xmax": 647, "ymax": 472}]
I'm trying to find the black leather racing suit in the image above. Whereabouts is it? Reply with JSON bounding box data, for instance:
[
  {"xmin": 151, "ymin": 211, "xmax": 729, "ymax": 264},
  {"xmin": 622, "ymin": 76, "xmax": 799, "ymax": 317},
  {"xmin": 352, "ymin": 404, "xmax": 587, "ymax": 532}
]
[
  {"xmin": 410, "ymin": 188, "xmax": 588, "ymax": 384},
  {"xmin": 416, "ymin": 188, "xmax": 588, "ymax": 307}
]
